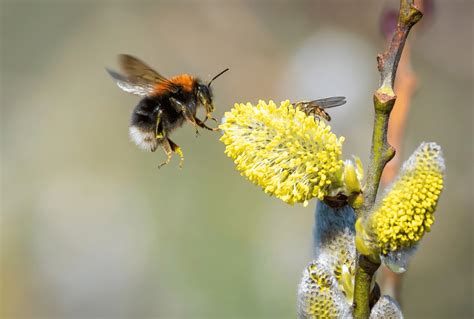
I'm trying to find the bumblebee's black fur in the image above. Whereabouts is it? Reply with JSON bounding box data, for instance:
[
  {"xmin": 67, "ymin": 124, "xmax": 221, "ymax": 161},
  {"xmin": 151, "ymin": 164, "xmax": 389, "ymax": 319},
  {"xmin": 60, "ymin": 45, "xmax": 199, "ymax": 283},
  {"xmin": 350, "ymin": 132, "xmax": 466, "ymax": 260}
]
[{"xmin": 130, "ymin": 82, "xmax": 211, "ymax": 140}]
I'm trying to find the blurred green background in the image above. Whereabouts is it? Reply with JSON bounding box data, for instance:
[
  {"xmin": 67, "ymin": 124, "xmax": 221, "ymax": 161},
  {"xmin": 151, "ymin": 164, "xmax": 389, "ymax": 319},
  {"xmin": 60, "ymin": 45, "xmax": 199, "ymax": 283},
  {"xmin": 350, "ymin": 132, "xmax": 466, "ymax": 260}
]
[{"xmin": 1, "ymin": 0, "xmax": 472, "ymax": 318}]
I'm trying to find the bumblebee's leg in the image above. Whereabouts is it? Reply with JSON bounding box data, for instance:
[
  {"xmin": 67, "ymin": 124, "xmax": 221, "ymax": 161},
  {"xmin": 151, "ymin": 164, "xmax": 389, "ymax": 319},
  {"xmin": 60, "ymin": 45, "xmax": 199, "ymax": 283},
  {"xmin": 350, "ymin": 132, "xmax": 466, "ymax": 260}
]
[
  {"xmin": 195, "ymin": 117, "xmax": 219, "ymax": 132},
  {"xmin": 167, "ymin": 138, "xmax": 184, "ymax": 168},
  {"xmin": 204, "ymin": 111, "xmax": 218, "ymax": 123},
  {"xmin": 158, "ymin": 138, "xmax": 173, "ymax": 169},
  {"xmin": 169, "ymin": 97, "xmax": 199, "ymax": 136},
  {"xmin": 155, "ymin": 109, "xmax": 164, "ymax": 139}
]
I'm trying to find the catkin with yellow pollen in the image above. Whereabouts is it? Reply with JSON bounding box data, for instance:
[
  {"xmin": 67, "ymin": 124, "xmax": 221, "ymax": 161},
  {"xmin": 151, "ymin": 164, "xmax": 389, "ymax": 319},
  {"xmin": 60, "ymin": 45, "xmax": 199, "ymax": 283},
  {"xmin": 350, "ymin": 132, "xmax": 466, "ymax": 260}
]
[
  {"xmin": 297, "ymin": 260, "xmax": 351, "ymax": 319},
  {"xmin": 357, "ymin": 142, "xmax": 445, "ymax": 258},
  {"xmin": 219, "ymin": 100, "xmax": 345, "ymax": 206}
]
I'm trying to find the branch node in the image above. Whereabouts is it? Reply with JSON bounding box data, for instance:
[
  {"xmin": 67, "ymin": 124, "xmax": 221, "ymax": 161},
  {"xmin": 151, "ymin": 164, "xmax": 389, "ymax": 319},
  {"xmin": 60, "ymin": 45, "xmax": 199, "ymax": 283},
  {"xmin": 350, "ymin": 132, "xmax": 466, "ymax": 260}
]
[
  {"xmin": 374, "ymin": 92, "xmax": 396, "ymax": 112},
  {"xmin": 406, "ymin": 5, "xmax": 423, "ymax": 26},
  {"xmin": 359, "ymin": 255, "xmax": 381, "ymax": 274},
  {"xmin": 386, "ymin": 146, "xmax": 396, "ymax": 161}
]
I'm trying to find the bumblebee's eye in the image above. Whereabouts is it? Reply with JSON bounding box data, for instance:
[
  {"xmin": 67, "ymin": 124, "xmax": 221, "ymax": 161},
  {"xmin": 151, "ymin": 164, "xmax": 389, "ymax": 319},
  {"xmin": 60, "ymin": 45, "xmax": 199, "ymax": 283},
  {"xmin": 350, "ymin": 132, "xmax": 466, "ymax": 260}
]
[
  {"xmin": 198, "ymin": 85, "xmax": 212, "ymax": 104},
  {"xmin": 198, "ymin": 91, "xmax": 206, "ymax": 104}
]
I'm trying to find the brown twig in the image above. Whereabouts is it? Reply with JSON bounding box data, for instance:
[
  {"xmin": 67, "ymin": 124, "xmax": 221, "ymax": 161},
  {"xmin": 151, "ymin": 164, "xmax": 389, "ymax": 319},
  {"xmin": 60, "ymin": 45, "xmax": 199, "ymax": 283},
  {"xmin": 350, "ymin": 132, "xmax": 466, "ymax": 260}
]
[
  {"xmin": 352, "ymin": 1, "xmax": 422, "ymax": 318},
  {"xmin": 381, "ymin": 44, "xmax": 418, "ymax": 185}
]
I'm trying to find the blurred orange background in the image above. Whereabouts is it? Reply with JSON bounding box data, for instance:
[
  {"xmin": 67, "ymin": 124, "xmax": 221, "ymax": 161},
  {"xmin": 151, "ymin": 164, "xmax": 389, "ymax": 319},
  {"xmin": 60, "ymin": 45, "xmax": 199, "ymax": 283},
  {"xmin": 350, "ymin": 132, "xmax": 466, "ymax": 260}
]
[{"xmin": 1, "ymin": 1, "xmax": 472, "ymax": 318}]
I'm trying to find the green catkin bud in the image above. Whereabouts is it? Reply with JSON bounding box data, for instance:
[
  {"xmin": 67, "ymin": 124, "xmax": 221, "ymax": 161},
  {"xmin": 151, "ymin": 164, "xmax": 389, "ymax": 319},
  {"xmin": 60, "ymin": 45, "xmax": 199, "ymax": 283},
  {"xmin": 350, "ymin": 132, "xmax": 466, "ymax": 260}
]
[{"xmin": 343, "ymin": 160, "xmax": 362, "ymax": 194}]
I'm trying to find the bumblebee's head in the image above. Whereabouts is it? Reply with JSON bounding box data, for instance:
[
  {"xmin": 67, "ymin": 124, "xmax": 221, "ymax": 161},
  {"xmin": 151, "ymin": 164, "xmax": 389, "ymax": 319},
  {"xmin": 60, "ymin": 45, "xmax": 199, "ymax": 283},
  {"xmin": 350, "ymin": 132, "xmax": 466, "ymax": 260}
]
[
  {"xmin": 198, "ymin": 68, "xmax": 229, "ymax": 117},
  {"xmin": 197, "ymin": 83, "xmax": 214, "ymax": 113}
]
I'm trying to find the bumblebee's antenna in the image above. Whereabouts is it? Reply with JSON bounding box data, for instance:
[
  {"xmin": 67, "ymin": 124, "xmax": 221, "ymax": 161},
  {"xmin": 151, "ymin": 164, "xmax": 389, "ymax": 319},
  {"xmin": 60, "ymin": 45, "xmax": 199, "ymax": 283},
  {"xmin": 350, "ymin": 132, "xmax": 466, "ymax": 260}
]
[{"xmin": 208, "ymin": 68, "xmax": 229, "ymax": 87}]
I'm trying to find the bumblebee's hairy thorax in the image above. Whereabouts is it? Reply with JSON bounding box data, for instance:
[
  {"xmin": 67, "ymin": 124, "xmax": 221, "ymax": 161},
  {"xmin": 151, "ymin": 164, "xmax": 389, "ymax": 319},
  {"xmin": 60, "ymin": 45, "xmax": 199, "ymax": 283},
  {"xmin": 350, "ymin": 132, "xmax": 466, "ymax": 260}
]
[{"xmin": 153, "ymin": 74, "xmax": 196, "ymax": 95}]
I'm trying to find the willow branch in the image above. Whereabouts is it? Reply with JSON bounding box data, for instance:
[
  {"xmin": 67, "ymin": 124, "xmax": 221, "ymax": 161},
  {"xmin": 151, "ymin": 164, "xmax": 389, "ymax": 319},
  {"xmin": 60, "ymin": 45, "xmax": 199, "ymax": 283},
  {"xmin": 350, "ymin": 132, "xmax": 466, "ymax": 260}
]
[
  {"xmin": 352, "ymin": 1, "xmax": 422, "ymax": 318},
  {"xmin": 362, "ymin": 2, "xmax": 422, "ymax": 213}
]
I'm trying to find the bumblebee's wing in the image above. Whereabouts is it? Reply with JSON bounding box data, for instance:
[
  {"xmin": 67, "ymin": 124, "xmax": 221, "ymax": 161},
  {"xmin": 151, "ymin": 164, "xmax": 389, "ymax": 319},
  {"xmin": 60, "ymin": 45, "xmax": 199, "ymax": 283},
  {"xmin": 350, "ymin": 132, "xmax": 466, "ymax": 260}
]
[
  {"xmin": 118, "ymin": 54, "xmax": 180, "ymax": 94},
  {"xmin": 106, "ymin": 68, "xmax": 156, "ymax": 96},
  {"xmin": 309, "ymin": 96, "xmax": 346, "ymax": 109}
]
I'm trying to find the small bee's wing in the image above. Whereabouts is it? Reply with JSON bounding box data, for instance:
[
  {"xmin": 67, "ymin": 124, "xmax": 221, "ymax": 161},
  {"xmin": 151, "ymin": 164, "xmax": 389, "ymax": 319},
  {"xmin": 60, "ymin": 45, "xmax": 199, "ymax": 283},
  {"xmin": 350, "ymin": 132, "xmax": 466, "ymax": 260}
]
[
  {"xmin": 106, "ymin": 68, "xmax": 156, "ymax": 96},
  {"xmin": 118, "ymin": 54, "xmax": 180, "ymax": 94},
  {"xmin": 309, "ymin": 96, "xmax": 347, "ymax": 109}
]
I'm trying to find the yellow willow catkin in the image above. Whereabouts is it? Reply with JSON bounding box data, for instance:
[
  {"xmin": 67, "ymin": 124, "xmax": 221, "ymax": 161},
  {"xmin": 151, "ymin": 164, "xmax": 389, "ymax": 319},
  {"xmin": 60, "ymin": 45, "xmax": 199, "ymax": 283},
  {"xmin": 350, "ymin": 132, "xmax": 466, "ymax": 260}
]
[
  {"xmin": 366, "ymin": 142, "xmax": 445, "ymax": 254},
  {"xmin": 219, "ymin": 100, "xmax": 345, "ymax": 206}
]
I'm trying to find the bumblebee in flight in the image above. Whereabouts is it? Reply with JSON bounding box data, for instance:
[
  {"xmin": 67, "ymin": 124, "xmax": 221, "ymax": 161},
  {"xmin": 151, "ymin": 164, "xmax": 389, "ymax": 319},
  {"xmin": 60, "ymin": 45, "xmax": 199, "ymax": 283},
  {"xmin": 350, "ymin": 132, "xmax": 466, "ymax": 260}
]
[{"xmin": 107, "ymin": 54, "xmax": 228, "ymax": 168}]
